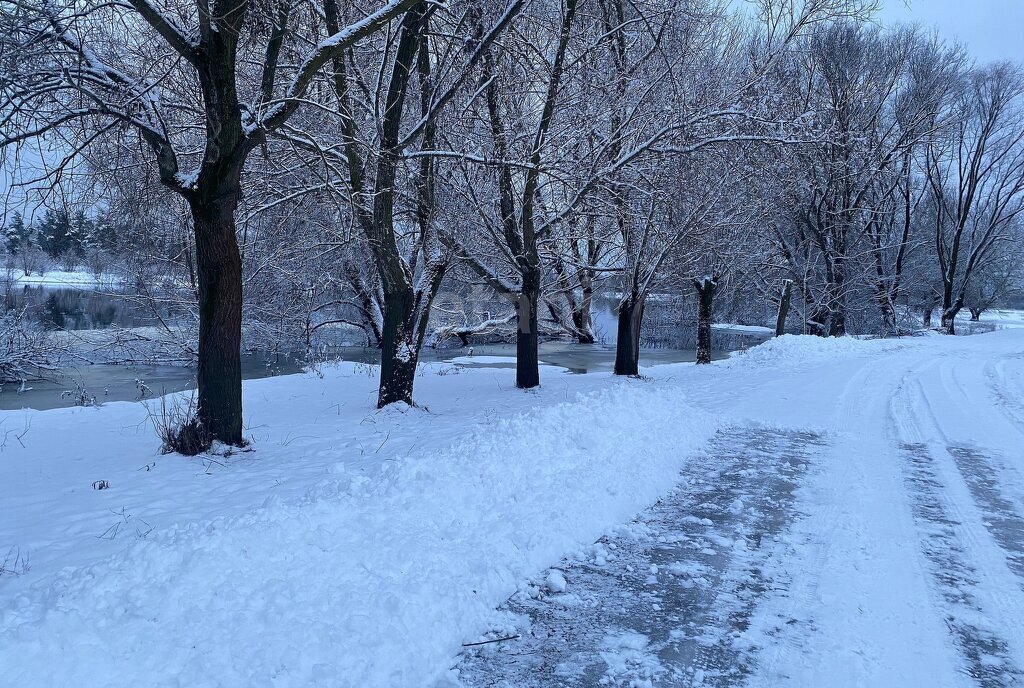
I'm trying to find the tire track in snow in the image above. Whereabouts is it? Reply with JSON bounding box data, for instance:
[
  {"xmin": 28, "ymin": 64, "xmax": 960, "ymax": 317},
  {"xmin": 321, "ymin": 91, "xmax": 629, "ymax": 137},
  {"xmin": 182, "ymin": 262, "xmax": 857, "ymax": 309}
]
[
  {"xmin": 983, "ymin": 355, "xmax": 1024, "ymax": 439},
  {"xmin": 934, "ymin": 354, "xmax": 1024, "ymax": 584},
  {"xmin": 448, "ymin": 427, "xmax": 822, "ymax": 688},
  {"xmin": 889, "ymin": 356, "xmax": 1024, "ymax": 688},
  {"xmin": 900, "ymin": 442, "xmax": 1024, "ymax": 688},
  {"xmin": 948, "ymin": 445, "xmax": 1024, "ymax": 585},
  {"xmin": 908, "ymin": 354, "xmax": 1024, "ymax": 587}
]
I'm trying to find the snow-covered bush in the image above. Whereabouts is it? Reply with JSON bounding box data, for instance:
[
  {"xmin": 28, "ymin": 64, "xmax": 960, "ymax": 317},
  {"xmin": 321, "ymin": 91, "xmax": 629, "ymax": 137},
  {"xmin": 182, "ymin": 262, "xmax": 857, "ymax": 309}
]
[{"xmin": 0, "ymin": 307, "xmax": 65, "ymax": 384}]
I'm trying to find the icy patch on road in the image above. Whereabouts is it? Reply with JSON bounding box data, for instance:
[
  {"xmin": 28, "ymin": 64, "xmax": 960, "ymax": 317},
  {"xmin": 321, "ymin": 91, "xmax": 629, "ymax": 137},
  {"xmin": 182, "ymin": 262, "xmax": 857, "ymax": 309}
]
[{"xmin": 451, "ymin": 427, "xmax": 822, "ymax": 687}]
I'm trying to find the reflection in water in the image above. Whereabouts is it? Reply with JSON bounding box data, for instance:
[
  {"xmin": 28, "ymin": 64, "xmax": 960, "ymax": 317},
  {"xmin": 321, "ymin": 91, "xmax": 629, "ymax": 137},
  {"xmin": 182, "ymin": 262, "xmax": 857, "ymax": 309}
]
[
  {"xmin": 0, "ymin": 343, "xmax": 722, "ymax": 411},
  {"xmin": 0, "ymin": 353, "xmax": 304, "ymax": 411},
  {"xmin": 0, "ymin": 287, "xmax": 750, "ymax": 411},
  {"xmin": 6, "ymin": 285, "xmax": 169, "ymax": 331}
]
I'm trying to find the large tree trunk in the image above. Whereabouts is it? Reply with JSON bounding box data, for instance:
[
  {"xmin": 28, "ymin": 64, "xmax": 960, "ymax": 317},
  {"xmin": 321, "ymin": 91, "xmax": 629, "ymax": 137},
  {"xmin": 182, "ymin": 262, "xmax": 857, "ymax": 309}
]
[
  {"xmin": 694, "ymin": 277, "xmax": 715, "ymax": 365},
  {"xmin": 941, "ymin": 294, "xmax": 963, "ymax": 334},
  {"xmin": 187, "ymin": 16, "xmax": 250, "ymax": 448},
  {"xmin": 573, "ymin": 274, "xmax": 595, "ymax": 344},
  {"xmin": 571, "ymin": 286, "xmax": 595, "ymax": 344},
  {"xmin": 191, "ymin": 198, "xmax": 244, "ymax": 445},
  {"xmin": 613, "ymin": 294, "xmax": 645, "ymax": 376},
  {"xmin": 775, "ymin": 279, "xmax": 793, "ymax": 337},
  {"xmin": 806, "ymin": 303, "xmax": 830, "ymax": 337},
  {"xmin": 516, "ymin": 268, "xmax": 541, "ymax": 388},
  {"xmin": 969, "ymin": 307, "xmax": 983, "ymax": 321},
  {"xmin": 378, "ymin": 286, "xmax": 419, "ymax": 407}
]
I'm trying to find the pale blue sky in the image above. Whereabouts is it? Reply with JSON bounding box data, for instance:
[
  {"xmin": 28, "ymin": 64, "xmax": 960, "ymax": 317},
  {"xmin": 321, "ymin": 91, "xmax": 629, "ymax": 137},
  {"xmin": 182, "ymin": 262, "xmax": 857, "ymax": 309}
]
[{"xmin": 877, "ymin": 0, "xmax": 1024, "ymax": 64}]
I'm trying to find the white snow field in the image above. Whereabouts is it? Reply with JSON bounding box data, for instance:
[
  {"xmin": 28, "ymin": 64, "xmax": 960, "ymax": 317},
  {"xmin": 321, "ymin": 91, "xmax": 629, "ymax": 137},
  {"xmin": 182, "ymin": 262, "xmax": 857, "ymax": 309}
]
[
  {"xmin": 2, "ymin": 329, "xmax": 1024, "ymax": 687},
  {"xmin": 11, "ymin": 269, "xmax": 121, "ymax": 287}
]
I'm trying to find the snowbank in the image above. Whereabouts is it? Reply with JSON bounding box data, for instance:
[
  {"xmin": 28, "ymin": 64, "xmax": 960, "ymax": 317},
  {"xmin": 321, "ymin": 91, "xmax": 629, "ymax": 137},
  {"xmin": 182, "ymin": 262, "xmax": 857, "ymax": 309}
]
[
  {"xmin": 0, "ymin": 376, "xmax": 717, "ymax": 687},
  {"xmin": 723, "ymin": 333, "xmax": 903, "ymax": 369}
]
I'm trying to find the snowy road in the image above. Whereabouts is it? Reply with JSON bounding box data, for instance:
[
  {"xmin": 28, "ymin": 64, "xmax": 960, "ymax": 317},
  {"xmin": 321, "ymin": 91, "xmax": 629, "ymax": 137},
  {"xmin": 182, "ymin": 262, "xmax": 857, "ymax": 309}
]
[
  {"xmin": 453, "ymin": 428, "xmax": 823, "ymax": 687},
  {"xmin": 449, "ymin": 331, "xmax": 1024, "ymax": 687},
  {"xmin": 3, "ymin": 330, "xmax": 1024, "ymax": 687}
]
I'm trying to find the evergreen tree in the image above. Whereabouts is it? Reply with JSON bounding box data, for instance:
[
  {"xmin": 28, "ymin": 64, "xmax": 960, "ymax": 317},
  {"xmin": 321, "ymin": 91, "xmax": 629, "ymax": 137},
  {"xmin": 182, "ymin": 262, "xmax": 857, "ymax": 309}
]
[
  {"xmin": 36, "ymin": 208, "xmax": 73, "ymax": 259},
  {"xmin": 4, "ymin": 212, "xmax": 32, "ymax": 254},
  {"xmin": 91, "ymin": 212, "xmax": 119, "ymax": 252},
  {"xmin": 70, "ymin": 210, "xmax": 91, "ymax": 256}
]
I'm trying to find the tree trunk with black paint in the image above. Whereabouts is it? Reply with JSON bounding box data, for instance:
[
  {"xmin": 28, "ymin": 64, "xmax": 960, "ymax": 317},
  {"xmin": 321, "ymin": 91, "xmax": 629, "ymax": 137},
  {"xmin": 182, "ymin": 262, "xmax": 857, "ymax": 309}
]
[
  {"xmin": 377, "ymin": 285, "xmax": 419, "ymax": 407},
  {"xmin": 941, "ymin": 295, "xmax": 962, "ymax": 334},
  {"xmin": 775, "ymin": 279, "xmax": 793, "ymax": 337},
  {"xmin": 694, "ymin": 277, "xmax": 716, "ymax": 365},
  {"xmin": 613, "ymin": 294, "xmax": 644, "ymax": 376},
  {"xmin": 516, "ymin": 267, "xmax": 541, "ymax": 389},
  {"xmin": 190, "ymin": 194, "xmax": 244, "ymax": 445}
]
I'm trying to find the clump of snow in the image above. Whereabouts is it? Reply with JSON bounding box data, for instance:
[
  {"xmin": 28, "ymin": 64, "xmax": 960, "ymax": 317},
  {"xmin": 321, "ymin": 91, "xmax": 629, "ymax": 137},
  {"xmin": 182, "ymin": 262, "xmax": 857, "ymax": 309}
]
[
  {"xmin": 599, "ymin": 630, "xmax": 665, "ymax": 687},
  {"xmin": 395, "ymin": 340, "xmax": 413, "ymax": 363},
  {"xmin": 545, "ymin": 569, "xmax": 568, "ymax": 593}
]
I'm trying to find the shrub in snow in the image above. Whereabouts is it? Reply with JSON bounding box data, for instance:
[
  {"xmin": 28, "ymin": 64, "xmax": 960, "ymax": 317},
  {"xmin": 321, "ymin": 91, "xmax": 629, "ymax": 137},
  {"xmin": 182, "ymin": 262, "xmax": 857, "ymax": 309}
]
[
  {"xmin": 148, "ymin": 394, "xmax": 212, "ymax": 456},
  {"xmin": 0, "ymin": 308, "xmax": 66, "ymax": 384},
  {"xmin": 0, "ymin": 546, "xmax": 29, "ymax": 577},
  {"xmin": 60, "ymin": 379, "xmax": 102, "ymax": 407}
]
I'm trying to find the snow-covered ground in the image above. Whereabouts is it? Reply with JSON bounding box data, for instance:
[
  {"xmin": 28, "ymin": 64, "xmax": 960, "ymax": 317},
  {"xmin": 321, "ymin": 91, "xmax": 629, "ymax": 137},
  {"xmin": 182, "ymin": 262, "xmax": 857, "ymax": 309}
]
[
  {"xmin": 959, "ymin": 309, "xmax": 1024, "ymax": 331},
  {"xmin": 3, "ymin": 328, "xmax": 1024, "ymax": 686},
  {"xmin": 9, "ymin": 269, "xmax": 119, "ymax": 287}
]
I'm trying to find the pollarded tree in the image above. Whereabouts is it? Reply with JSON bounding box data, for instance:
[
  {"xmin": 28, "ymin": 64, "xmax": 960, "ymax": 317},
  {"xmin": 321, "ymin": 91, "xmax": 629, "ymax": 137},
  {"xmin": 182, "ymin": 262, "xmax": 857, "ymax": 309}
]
[
  {"xmin": 0, "ymin": 0, "xmax": 418, "ymax": 444},
  {"xmin": 444, "ymin": 0, "xmax": 584, "ymax": 390}
]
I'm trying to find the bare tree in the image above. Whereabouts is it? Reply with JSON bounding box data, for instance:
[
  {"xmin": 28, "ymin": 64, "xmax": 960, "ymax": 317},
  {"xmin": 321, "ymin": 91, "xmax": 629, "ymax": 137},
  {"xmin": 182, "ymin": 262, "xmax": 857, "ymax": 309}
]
[
  {"xmin": 1, "ymin": 0, "xmax": 417, "ymax": 443},
  {"xmin": 776, "ymin": 24, "xmax": 960, "ymax": 336},
  {"xmin": 925, "ymin": 63, "xmax": 1024, "ymax": 333}
]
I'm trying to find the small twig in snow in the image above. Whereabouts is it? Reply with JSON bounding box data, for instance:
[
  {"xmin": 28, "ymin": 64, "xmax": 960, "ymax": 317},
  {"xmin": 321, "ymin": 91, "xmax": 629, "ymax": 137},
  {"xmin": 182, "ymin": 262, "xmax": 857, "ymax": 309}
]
[{"xmin": 462, "ymin": 635, "xmax": 520, "ymax": 648}]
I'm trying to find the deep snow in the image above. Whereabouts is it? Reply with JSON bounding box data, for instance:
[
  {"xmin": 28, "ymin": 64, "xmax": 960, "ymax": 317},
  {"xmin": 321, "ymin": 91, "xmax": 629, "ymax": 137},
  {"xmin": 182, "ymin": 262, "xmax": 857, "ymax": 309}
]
[{"xmin": 3, "ymin": 328, "xmax": 1024, "ymax": 687}]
